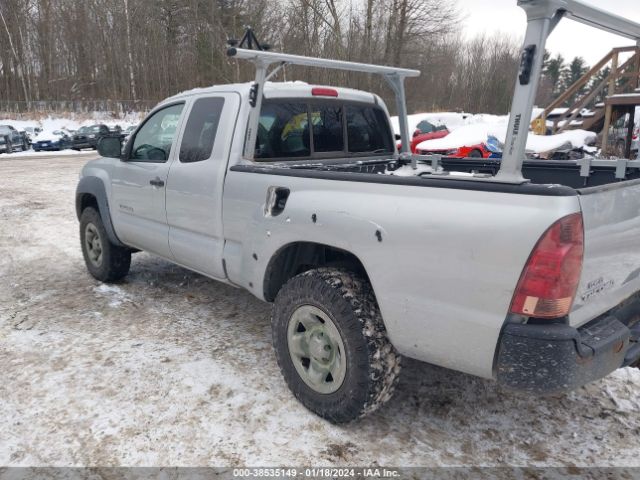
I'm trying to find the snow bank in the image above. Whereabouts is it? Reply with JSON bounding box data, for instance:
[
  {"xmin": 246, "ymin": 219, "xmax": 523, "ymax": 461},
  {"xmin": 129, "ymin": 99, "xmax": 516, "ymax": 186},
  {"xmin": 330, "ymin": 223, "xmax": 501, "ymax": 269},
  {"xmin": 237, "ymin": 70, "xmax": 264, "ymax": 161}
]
[
  {"xmin": 416, "ymin": 122, "xmax": 597, "ymax": 154},
  {"xmin": 389, "ymin": 112, "xmax": 506, "ymax": 136},
  {"xmin": 390, "ymin": 109, "xmax": 545, "ymax": 137},
  {"xmin": 0, "ymin": 115, "xmax": 139, "ymax": 133},
  {"xmin": 2, "ymin": 149, "xmax": 95, "ymax": 158}
]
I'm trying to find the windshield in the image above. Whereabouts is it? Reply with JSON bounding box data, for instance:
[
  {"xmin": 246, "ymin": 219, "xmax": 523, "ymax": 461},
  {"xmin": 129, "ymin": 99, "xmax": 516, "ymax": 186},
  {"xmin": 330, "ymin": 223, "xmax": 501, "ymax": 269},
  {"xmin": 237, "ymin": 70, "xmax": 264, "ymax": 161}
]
[{"xmin": 0, "ymin": 126, "xmax": 11, "ymax": 134}]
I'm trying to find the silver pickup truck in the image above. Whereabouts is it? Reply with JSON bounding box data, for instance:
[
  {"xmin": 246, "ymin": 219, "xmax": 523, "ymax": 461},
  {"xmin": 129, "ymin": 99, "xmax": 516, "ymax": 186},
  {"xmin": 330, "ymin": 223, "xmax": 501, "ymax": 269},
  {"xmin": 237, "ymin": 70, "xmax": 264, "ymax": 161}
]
[{"xmin": 76, "ymin": 0, "xmax": 640, "ymax": 423}]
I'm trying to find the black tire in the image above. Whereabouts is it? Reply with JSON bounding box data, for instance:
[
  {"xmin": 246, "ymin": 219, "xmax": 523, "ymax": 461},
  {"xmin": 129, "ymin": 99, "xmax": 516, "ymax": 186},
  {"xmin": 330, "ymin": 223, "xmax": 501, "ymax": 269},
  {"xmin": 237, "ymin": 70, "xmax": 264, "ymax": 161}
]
[
  {"xmin": 272, "ymin": 268, "xmax": 401, "ymax": 423},
  {"xmin": 6, "ymin": 141, "xmax": 13, "ymax": 154},
  {"xmin": 468, "ymin": 149, "xmax": 483, "ymax": 158},
  {"xmin": 79, "ymin": 207, "xmax": 131, "ymax": 282}
]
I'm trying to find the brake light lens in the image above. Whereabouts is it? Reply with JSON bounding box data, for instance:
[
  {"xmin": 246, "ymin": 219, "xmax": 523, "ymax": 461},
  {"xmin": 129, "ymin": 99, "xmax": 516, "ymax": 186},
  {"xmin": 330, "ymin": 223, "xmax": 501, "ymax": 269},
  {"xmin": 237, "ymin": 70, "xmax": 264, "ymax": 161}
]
[
  {"xmin": 311, "ymin": 87, "xmax": 338, "ymax": 97},
  {"xmin": 510, "ymin": 213, "xmax": 584, "ymax": 319}
]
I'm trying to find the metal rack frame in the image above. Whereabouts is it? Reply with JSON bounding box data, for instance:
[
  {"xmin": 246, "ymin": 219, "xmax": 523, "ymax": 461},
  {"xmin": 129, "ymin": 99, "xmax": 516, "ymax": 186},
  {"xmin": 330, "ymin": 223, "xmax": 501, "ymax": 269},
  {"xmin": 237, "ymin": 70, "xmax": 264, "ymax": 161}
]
[{"xmin": 226, "ymin": 47, "xmax": 420, "ymax": 162}]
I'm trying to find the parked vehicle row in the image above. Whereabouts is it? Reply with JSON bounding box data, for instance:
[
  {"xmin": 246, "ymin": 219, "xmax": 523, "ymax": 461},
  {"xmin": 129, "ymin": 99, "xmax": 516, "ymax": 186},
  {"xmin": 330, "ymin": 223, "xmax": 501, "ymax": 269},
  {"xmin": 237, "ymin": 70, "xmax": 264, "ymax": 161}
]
[{"xmin": 0, "ymin": 123, "xmax": 137, "ymax": 154}]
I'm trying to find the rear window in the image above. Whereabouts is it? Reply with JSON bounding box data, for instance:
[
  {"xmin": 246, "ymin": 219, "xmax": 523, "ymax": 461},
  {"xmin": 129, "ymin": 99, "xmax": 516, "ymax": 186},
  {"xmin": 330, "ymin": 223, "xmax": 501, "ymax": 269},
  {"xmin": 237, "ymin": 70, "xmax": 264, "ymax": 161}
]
[
  {"xmin": 310, "ymin": 105, "xmax": 344, "ymax": 153},
  {"xmin": 256, "ymin": 103, "xmax": 310, "ymax": 159},
  {"xmin": 255, "ymin": 100, "xmax": 393, "ymax": 160},
  {"xmin": 346, "ymin": 105, "xmax": 394, "ymax": 154}
]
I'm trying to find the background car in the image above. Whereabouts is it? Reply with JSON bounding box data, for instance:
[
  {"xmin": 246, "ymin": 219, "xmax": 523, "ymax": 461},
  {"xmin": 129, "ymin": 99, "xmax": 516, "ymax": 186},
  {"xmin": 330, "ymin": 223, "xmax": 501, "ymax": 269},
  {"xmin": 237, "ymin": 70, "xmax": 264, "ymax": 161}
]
[
  {"xmin": 0, "ymin": 125, "xmax": 27, "ymax": 152},
  {"xmin": 610, "ymin": 113, "xmax": 639, "ymax": 157},
  {"xmin": 71, "ymin": 124, "xmax": 111, "ymax": 150},
  {"xmin": 32, "ymin": 130, "xmax": 72, "ymax": 151},
  {"xmin": 0, "ymin": 135, "xmax": 9, "ymax": 153},
  {"xmin": 396, "ymin": 119, "xmax": 451, "ymax": 153},
  {"xmin": 418, "ymin": 142, "xmax": 494, "ymax": 158}
]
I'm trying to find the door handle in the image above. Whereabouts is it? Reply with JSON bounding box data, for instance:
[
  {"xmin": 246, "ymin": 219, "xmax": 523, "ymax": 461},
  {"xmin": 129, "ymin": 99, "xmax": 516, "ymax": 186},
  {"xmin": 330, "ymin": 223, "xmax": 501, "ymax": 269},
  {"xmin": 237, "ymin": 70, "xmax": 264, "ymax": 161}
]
[{"xmin": 149, "ymin": 177, "xmax": 165, "ymax": 187}]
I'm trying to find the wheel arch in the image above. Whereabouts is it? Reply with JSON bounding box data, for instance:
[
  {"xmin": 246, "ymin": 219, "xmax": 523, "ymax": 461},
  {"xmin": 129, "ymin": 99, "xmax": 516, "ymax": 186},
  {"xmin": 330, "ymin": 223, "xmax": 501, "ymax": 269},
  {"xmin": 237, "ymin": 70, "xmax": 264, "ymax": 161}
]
[
  {"xmin": 262, "ymin": 241, "xmax": 371, "ymax": 302},
  {"xmin": 76, "ymin": 176, "xmax": 125, "ymax": 247}
]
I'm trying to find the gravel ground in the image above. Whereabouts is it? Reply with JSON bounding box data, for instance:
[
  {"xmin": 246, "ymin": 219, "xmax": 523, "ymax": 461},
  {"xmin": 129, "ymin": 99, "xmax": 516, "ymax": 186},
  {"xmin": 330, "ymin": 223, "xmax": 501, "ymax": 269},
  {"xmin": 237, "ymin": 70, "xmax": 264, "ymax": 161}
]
[{"xmin": 0, "ymin": 155, "xmax": 639, "ymax": 467}]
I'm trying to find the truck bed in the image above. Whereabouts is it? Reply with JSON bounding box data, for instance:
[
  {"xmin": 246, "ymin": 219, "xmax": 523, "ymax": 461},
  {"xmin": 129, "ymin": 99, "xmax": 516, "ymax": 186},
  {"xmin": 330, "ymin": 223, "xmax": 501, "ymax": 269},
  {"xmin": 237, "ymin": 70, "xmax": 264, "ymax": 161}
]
[
  {"xmin": 231, "ymin": 156, "xmax": 640, "ymax": 331},
  {"xmin": 233, "ymin": 157, "xmax": 640, "ymax": 192}
]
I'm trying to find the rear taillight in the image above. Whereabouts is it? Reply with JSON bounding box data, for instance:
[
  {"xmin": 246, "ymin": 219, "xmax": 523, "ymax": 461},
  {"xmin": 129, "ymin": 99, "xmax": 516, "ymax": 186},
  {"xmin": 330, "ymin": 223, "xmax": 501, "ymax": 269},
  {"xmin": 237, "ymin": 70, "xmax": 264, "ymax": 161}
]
[{"xmin": 510, "ymin": 213, "xmax": 584, "ymax": 319}]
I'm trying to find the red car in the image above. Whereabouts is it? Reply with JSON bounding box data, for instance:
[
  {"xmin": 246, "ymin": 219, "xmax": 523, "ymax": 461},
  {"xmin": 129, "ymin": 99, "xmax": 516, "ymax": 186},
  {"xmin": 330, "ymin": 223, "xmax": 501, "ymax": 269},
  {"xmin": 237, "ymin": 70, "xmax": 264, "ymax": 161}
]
[
  {"xmin": 410, "ymin": 129, "xmax": 450, "ymax": 153},
  {"xmin": 417, "ymin": 144, "xmax": 492, "ymax": 158},
  {"xmin": 397, "ymin": 119, "xmax": 450, "ymax": 153}
]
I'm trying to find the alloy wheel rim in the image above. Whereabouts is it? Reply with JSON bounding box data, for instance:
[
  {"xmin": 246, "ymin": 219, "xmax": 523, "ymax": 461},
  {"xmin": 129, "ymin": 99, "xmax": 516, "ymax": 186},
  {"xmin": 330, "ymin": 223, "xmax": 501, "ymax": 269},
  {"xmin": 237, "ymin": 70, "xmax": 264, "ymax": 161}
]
[
  {"xmin": 84, "ymin": 223, "xmax": 103, "ymax": 267},
  {"xmin": 287, "ymin": 305, "xmax": 347, "ymax": 394}
]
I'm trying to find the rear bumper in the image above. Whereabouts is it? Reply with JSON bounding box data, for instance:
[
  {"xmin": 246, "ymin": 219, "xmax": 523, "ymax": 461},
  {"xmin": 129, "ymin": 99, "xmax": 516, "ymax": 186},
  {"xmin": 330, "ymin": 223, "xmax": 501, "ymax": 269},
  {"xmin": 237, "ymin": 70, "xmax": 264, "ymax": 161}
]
[
  {"xmin": 496, "ymin": 294, "xmax": 640, "ymax": 394},
  {"xmin": 34, "ymin": 144, "xmax": 62, "ymax": 151}
]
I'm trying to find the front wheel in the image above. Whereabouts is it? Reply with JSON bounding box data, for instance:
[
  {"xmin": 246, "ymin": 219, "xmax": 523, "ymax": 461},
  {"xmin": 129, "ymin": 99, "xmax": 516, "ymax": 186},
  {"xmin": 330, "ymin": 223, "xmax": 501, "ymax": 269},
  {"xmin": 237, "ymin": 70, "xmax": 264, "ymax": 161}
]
[
  {"xmin": 80, "ymin": 207, "xmax": 131, "ymax": 282},
  {"xmin": 271, "ymin": 268, "xmax": 401, "ymax": 423}
]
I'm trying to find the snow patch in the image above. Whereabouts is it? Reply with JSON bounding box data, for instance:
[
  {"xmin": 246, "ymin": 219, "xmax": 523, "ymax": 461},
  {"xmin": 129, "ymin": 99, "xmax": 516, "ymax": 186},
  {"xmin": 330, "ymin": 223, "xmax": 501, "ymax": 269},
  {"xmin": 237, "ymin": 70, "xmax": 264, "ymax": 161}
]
[{"xmin": 93, "ymin": 284, "xmax": 129, "ymax": 308}]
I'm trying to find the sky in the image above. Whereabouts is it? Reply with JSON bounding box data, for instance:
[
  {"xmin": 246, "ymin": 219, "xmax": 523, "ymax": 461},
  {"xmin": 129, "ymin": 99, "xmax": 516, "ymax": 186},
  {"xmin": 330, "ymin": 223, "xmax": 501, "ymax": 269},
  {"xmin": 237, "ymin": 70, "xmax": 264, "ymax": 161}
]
[{"xmin": 461, "ymin": 0, "xmax": 640, "ymax": 65}]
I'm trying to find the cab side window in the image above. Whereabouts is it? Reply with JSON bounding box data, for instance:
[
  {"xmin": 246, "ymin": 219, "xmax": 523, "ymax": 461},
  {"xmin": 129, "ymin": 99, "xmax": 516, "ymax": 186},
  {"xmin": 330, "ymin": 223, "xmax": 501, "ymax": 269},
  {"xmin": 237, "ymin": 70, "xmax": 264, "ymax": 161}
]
[
  {"xmin": 179, "ymin": 97, "xmax": 225, "ymax": 163},
  {"xmin": 130, "ymin": 103, "xmax": 184, "ymax": 162}
]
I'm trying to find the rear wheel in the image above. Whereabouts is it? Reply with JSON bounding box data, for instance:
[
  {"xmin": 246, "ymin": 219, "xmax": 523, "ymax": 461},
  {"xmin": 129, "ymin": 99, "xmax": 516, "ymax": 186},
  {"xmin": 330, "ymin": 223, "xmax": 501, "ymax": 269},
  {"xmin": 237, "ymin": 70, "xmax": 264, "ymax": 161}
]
[
  {"xmin": 468, "ymin": 149, "xmax": 483, "ymax": 158},
  {"xmin": 80, "ymin": 207, "xmax": 131, "ymax": 282},
  {"xmin": 271, "ymin": 268, "xmax": 401, "ymax": 423}
]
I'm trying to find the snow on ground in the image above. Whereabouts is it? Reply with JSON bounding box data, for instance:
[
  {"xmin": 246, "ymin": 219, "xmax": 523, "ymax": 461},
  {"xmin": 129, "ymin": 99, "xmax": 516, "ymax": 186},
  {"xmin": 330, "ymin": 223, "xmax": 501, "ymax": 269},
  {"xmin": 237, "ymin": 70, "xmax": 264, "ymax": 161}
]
[
  {"xmin": 2, "ymin": 149, "xmax": 98, "ymax": 159},
  {"xmin": 1, "ymin": 155, "xmax": 639, "ymax": 467}
]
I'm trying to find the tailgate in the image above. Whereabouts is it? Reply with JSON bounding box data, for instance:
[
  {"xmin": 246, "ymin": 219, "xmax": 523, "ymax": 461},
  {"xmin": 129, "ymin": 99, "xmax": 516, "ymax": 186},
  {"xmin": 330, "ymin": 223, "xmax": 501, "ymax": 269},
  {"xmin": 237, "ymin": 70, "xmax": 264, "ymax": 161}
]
[{"xmin": 570, "ymin": 179, "xmax": 640, "ymax": 327}]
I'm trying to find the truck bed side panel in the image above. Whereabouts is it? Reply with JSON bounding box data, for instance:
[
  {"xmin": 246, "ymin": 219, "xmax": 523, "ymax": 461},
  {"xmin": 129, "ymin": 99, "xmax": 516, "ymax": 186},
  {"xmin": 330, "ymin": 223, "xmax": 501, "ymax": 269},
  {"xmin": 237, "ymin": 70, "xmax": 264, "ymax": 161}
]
[{"xmin": 222, "ymin": 171, "xmax": 581, "ymax": 378}]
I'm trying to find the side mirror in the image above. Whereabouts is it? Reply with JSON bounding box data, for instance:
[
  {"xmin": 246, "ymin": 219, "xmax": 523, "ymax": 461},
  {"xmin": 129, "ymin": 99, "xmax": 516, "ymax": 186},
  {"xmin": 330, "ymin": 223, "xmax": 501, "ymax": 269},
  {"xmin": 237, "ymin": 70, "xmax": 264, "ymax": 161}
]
[{"xmin": 97, "ymin": 136, "xmax": 122, "ymax": 159}]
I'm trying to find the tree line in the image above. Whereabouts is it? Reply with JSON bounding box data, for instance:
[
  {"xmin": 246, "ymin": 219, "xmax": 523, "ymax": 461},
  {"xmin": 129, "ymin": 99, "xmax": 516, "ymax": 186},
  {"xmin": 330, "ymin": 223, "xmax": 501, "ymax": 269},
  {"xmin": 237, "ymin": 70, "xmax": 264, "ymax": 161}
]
[{"xmin": 0, "ymin": 0, "xmax": 597, "ymax": 116}]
